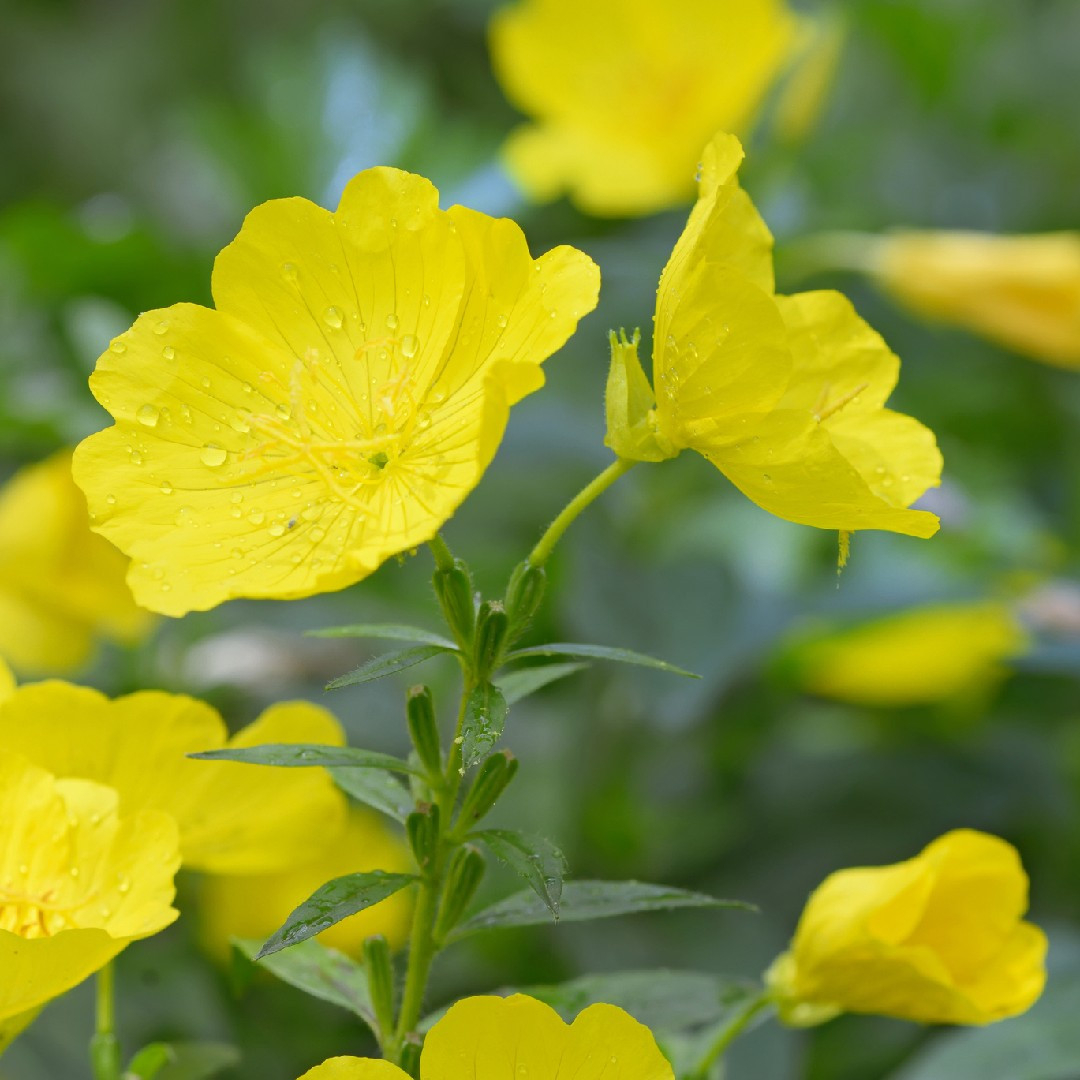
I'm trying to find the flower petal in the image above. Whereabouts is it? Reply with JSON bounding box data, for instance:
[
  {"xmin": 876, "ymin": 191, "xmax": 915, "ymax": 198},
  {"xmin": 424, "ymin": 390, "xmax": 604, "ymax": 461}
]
[{"xmin": 299, "ymin": 1059, "xmax": 411, "ymax": 1080}]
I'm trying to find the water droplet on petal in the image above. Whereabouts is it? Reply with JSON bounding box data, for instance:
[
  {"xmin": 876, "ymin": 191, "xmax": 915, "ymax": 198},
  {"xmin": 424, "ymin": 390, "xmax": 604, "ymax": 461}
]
[
  {"xmin": 276, "ymin": 403, "xmax": 291, "ymax": 421},
  {"xmin": 162, "ymin": 346, "xmax": 175, "ymax": 360},
  {"xmin": 282, "ymin": 262, "xmax": 299, "ymax": 283},
  {"xmin": 136, "ymin": 404, "xmax": 160, "ymax": 427},
  {"xmin": 200, "ymin": 444, "xmax": 227, "ymax": 467},
  {"xmin": 386, "ymin": 312, "xmax": 399, "ymax": 330},
  {"xmin": 106, "ymin": 494, "xmax": 117, "ymax": 505},
  {"xmin": 230, "ymin": 414, "xmax": 251, "ymax": 434},
  {"xmin": 323, "ymin": 306, "xmax": 344, "ymax": 329},
  {"xmin": 129, "ymin": 450, "xmax": 144, "ymax": 466},
  {"xmin": 496, "ymin": 314, "xmax": 508, "ymax": 329},
  {"xmin": 401, "ymin": 334, "xmax": 418, "ymax": 358},
  {"xmin": 160, "ymin": 481, "xmax": 173, "ymax": 495},
  {"xmin": 247, "ymin": 510, "xmax": 265, "ymax": 525},
  {"xmin": 269, "ymin": 522, "xmax": 286, "ymax": 537},
  {"xmin": 109, "ymin": 340, "xmax": 126, "ymax": 354}
]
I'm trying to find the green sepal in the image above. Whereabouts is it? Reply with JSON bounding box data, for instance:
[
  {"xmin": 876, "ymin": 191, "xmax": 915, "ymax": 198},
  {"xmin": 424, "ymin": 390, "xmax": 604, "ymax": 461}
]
[
  {"xmin": 361, "ymin": 935, "xmax": 396, "ymax": 1044},
  {"xmin": 457, "ymin": 750, "xmax": 518, "ymax": 827},
  {"xmin": 605, "ymin": 328, "xmax": 675, "ymax": 462},
  {"xmin": 406, "ymin": 685, "xmax": 442, "ymax": 778}
]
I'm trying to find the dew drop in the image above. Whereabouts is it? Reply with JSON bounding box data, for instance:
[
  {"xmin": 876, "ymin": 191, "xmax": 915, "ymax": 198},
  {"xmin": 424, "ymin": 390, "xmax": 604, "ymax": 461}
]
[
  {"xmin": 136, "ymin": 404, "xmax": 160, "ymax": 427},
  {"xmin": 70, "ymin": 867, "xmax": 80, "ymax": 878},
  {"xmin": 275, "ymin": 403, "xmax": 291, "ymax": 421},
  {"xmin": 129, "ymin": 450, "xmax": 144, "ymax": 466},
  {"xmin": 231, "ymin": 506, "xmax": 242, "ymax": 519},
  {"xmin": 230, "ymin": 491, "xmax": 243, "ymax": 504},
  {"xmin": 18, "ymin": 863, "xmax": 28, "ymax": 876},
  {"xmin": 269, "ymin": 522, "xmax": 286, "ymax": 537},
  {"xmin": 153, "ymin": 319, "xmax": 169, "ymax": 335},
  {"xmin": 106, "ymin": 494, "xmax": 117, "ymax": 506},
  {"xmin": 200, "ymin": 376, "xmax": 211, "ymax": 389},
  {"xmin": 422, "ymin": 293, "xmax": 431, "ymax": 307},
  {"xmin": 117, "ymin": 875, "xmax": 131, "ymax": 894},
  {"xmin": 162, "ymin": 345, "xmax": 175, "ymax": 360},
  {"xmin": 241, "ymin": 381, "xmax": 253, "ymax": 394},
  {"xmin": 310, "ymin": 527, "xmax": 326, "ymax": 542},
  {"xmin": 282, "ymin": 262, "xmax": 299, "ymax": 283},
  {"xmin": 385, "ymin": 312, "xmax": 399, "ymax": 330},
  {"xmin": 323, "ymin": 305, "xmax": 344, "ymax": 329},
  {"xmin": 400, "ymin": 334, "xmax": 419, "ymax": 358},
  {"xmin": 109, "ymin": 340, "xmax": 126, "ymax": 354},
  {"xmin": 247, "ymin": 510, "xmax": 266, "ymax": 525},
  {"xmin": 230, "ymin": 414, "xmax": 251, "ymax": 434},
  {"xmin": 496, "ymin": 314, "xmax": 508, "ymax": 329},
  {"xmin": 160, "ymin": 481, "xmax": 173, "ymax": 495},
  {"xmin": 200, "ymin": 444, "xmax": 227, "ymax": 467}
]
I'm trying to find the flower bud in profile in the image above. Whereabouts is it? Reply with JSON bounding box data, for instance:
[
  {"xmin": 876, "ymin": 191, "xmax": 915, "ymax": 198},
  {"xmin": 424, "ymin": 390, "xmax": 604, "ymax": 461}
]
[
  {"xmin": 434, "ymin": 559, "xmax": 477, "ymax": 651},
  {"xmin": 504, "ymin": 561, "xmax": 547, "ymax": 642},
  {"xmin": 472, "ymin": 601, "xmax": 510, "ymax": 680},
  {"xmin": 767, "ymin": 829, "xmax": 1047, "ymax": 1026}
]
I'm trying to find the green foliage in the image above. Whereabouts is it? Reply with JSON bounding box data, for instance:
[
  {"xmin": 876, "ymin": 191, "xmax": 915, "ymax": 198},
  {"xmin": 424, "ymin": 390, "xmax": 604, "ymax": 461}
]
[
  {"xmin": 460, "ymin": 682, "xmax": 509, "ymax": 767},
  {"xmin": 308, "ymin": 624, "xmax": 457, "ymax": 649},
  {"xmin": 473, "ymin": 829, "xmax": 567, "ymax": 917},
  {"xmin": 504, "ymin": 643, "xmax": 700, "ymax": 678},
  {"xmin": 326, "ymin": 645, "xmax": 458, "ymax": 690},
  {"xmin": 191, "ymin": 744, "xmax": 418, "ymax": 776}
]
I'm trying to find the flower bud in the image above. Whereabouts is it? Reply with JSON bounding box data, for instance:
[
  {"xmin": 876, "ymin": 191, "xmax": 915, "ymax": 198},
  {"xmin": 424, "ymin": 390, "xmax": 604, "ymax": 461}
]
[
  {"xmin": 504, "ymin": 562, "xmax": 547, "ymax": 642},
  {"xmin": 406, "ymin": 803, "xmax": 441, "ymax": 870},
  {"xmin": 457, "ymin": 750, "xmax": 518, "ymax": 826},
  {"xmin": 361, "ymin": 935, "xmax": 396, "ymax": 1040},
  {"xmin": 406, "ymin": 685, "xmax": 442, "ymax": 777},
  {"xmin": 472, "ymin": 601, "xmax": 509, "ymax": 680},
  {"xmin": 433, "ymin": 559, "xmax": 476, "ymax": 650},
  {"xmin": 433, "ymin": 845, "xmax": 486, "ymax": 943},
  {"xmin": 399, "ymin": 1034, "xmax": 423, "ymax": 1077}
]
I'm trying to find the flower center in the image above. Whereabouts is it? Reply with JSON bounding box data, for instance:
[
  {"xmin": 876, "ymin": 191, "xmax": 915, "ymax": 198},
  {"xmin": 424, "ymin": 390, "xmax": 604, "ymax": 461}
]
[{"xmin": 0, "ymin": 885, "xmax": 76, "ymax": 939}]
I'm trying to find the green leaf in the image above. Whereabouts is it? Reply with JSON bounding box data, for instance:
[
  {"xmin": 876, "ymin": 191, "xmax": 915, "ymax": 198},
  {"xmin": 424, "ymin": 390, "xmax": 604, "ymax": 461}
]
[
  {"xmin": 190, "ymin": 743, "xmax": 418, "ymax": 776},
  {"xmin": 460, "ymin": 682, "xmax": 508, "ymax": 768},
  {"xmin": 123, "ymin": 1042, "xmax": 240, "ymax": 1080},
  {"xmin": 890, "ymin": 966, "xmax": 1080, "ymax": 1080},
  {"xmin": 257, "ymin": 871, "xmax": 417, "ymax": 958},
  {"xmin": 307, "ymin": 623, "xmax": 457, "ymax": 650},
  {"xmin": 504, "ymin": 643, "xmax": 699, "ymax": 678},
  {"xmin": 495, "ymin": 662, "xmax": 589, "ymax": 705},
  {"xmin": 327, "ymin": 644, "xmax": 456, "ymax": 690},
  {"xmin": 473, "ymin": 829, "xmax": 566, "ymax": 918},
  {"xmin": 330, "ymin": 766, "xmax": 414, "ymax": 822},
  {"xmin": 457, "ymin": 880, "xmax": 750, "ymax": 937},
  {"xmin": 232, "ymin": 938, "xmax": 376, "ymax": 1027}
]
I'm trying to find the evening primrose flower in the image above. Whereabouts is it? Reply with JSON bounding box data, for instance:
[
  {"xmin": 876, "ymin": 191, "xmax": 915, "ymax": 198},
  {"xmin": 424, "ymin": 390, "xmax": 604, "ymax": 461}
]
[
  {"xmin": 871, "ymin": 230, "xmax": 1080, "ymax": 368},
  {"xmin": 0, "ymin": 750, "xmax": 179, "ymax": 1025},
  {"xmin": 74, "ymin": 168, "xmax": 600, "ymax": 616},
  {"xmin": 298, "ymin": 994, "xmax": 673, "ymax": 1079},
  {"xmin": 606, "ymin": 133, "xmax": 942, "ymax": 537},
  {"xmin": 767, "ymin": 830, "xmax": 1047, "ymax": 1026},
  {"xmin": 199, "ymin": 809, "xmax": 413, "ymax": 961},
  {"xmin": 490, "ymin": 0, "xmax": 800, "ymax": 216},
  {"xmin": 787, "ymin": 601, "xmax": 1028, "ymax": 707},
  {"xmin": 0, "ymin": 450, "xmax": 149, "ymax": 673},
  {"xmin": 0, "ymin": 681, "xmax": 347, "ymax": 874}
]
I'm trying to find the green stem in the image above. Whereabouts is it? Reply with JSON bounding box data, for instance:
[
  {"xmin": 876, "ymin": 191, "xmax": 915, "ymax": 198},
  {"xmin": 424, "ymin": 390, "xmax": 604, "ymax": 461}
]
[
  {"xmin": 781, "ymin": 230, "xmax": 883, "ymax": 283},
  {"xmin": 390, "ymin": 681, "xmax": 473, "ymax": 1069},
  {"xmin": 688, "ymin": 991, "xmax": 773, "ymax": 1080},
  {"xmin": 428, "ymin": 533, "xmax": 456, "ymax": 573},
  {"xmin": 90, "ymin": 962, "xmax": 121, "ymax": 1080},
  {"xmin": 528, "ymin": 458, "xmax": 637, "ymax": 567}
]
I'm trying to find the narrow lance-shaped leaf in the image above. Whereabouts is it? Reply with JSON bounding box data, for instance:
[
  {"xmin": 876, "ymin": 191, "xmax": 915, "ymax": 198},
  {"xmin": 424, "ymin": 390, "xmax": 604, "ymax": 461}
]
[
  {"xmin": 330, "ymin": 766, "xmax": 414, "ymax": 823},
  {"xmin": 307, "ymin": 623, "xmax": 457, "ymax": 650},
  {"xmin": 495, "ymin": 662, "xmax": 589, "ymax": 705},
  {"xmin": 232, "ymin": 937, "xmax": 376, "ymax": 1027},
  {"xmin": 327, "ymin": 645, "xmax": 457, "ymax": 690},
  {"xmin": 257, "ymin": 871, "xmax": 417, "ymax": 959},
  {"xmin": 456, "ymin": 880, "xmax": 751, "ymax": 938},
  {"xmin": 474, "ymin": 829, "xmax": 566, "ymax": 918},
  {"xmin": 504, "ymin": 642, "xmax": 699, "ymax": 678},
  {"xmin": 125, "ymin": 1042, "xmax": 241, "ymax": 1080},
  {"xmin": 460, "ymin": 683, "xmax": 508, "ymax": 768},
  {"xmin": 190, "ymin": 743, "xmax": 419, "ymax": 776}
]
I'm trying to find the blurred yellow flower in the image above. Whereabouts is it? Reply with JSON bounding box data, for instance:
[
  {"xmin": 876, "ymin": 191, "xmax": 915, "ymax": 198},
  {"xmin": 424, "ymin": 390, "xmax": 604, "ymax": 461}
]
[
  {"xmin": 788, "ymin": 601, "xmax": 1028, "ymax": 707},
  {"xmin": 0, "ymin": 658, "xmax": 13, "ymax": 701},
  {"xmin": 0, "ymin": 450, "xmax": 149, "ymax": 674},
  {"xmin": 768, "ymin": 829, "xmax": 1047, "ymax": 1026},
  {"xmin": 873, "ymin": 230, "xmax": 1080, "ymax": 368},
  {"xmin": 490, "ymin": 0, "xmax": 800, "ymax": 216},
  {"xmin": 200, "ymin": 809, "xmax": 413, "ymax": 960},
  {"xmin": 772, "ymin": 12, "xmax": 847, "ymax": 145},
  {"xmin": 606, "ymin": 133, "xmax": 942, "ymax": 538},
  {"xmin": 297, "ymin": 994, "xmax": 673, "ymax": 1079},
  {"xmin": 74, "ymin": 169, "xmax": 600, "ymax": 616},
  {"xmin": 0, "ymin": 681, "xmax": 346, "ymax": 874},
  {"xmin": 0, "ymin": 750, "xmax": 179, "ymax": 1024}
]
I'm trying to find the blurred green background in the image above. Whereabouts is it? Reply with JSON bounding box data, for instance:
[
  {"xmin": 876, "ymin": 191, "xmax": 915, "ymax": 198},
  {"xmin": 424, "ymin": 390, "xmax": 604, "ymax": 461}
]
[{"xmin": 2, "ymin": 0, "xmax": 1079, "ymax": 1077}]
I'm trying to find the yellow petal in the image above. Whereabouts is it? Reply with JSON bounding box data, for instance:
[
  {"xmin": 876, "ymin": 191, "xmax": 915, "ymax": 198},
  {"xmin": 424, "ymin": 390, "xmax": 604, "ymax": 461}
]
[
  {"xmin": 75, "ymin": 169, "xmax": 599, "ymax": 615},
  {"xmin": 421, "ymin": 994, "xmax": 673, "ymax": 1080},
  {"xmin": 874, "ymin": 230, "xmax": 1080, "ymax": 368},
  {"xmin": 791, "ymin": 601, "xmax": 1028, "ymax": 706},
  {"xmin": 299, "ymin": 1059, "xmax": 411, "ymax": 1080},
  {"xmin": 199, "ymin": 809, "xmax": 413, "ymax": 960},
  {"xmin": 0, "ymin": 450, "xmax": 149, "ymax": 673},
  {"xmin": 0, "ymin": 682, "xmax": 346, "ymax": 874},
  {"xmin": 0, "ymin": 657, "xmax": 13, "ymax": 701},
  {"xmin": 0, "ymin": 1006, "xmax": 41, "ymax": 1053},
  {"xmin": 490, "ymin": 0, "xmax": 798, "ymax": 216},
  {"xmin": 654, "ymin": 264, "xmax": 792, "ymax": 450}
]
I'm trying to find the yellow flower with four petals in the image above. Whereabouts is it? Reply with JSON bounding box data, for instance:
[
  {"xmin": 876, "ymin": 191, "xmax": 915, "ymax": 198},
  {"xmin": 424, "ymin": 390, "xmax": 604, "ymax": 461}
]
[
  {"xmin": 75, "ymin": 167, "xmax": 599, "ymax": 616},
  {"xmin": 606, "ymin": 133, "xmax": 942, "ymax": 538},
  {"xmin": 298, "ymin": 994, "xmax": 673, "ymax": 1080}
]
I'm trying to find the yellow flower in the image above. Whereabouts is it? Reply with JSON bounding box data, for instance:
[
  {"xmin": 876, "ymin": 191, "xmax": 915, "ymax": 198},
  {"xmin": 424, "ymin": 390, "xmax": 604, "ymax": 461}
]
[
  {"xmin": 787, "ymin": 601, "xmax": 1029, "ymax": 707},
  {"xmin": 0, "ymin": 681, "xmax": 347, "ymax": 874},
  {"xmin": 606, "ymin": 133, "xmax": 942, "ymax": 537},
  {"xmin": 199, "ymin": 808, "xmax": 413, "ymax": 960},
  {"xmin": 0, "ymin": 658, "xmax": 13, "ymax": 702},
  {"xmin": 74, "ymin": 169, "xmax": 600, "ymax": 616},
  {"xmin": 772, "ymin": 12, "xmax": 847, "ymax": 145},
  {"xmin": 489, "ymin": 0, "xmax": 800, "ymax": 216},
  {"xmin": 872, "ymin": 230, "xmax": 1080, "ymax": 369},
  {"xmin": 297, "ymin": 994, "xmax": 673, "ymax": 1079},
  {"xmin": 768, "ymin": 829, "xmax": 1047, "ymax": 1026},
  {"xmin": 0, "ymin": 750, "xmax": 179, "ymax": 1024},
  {"xmin": 0, "ymin": 450, "xmax": 150, "ymax": 673}
]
